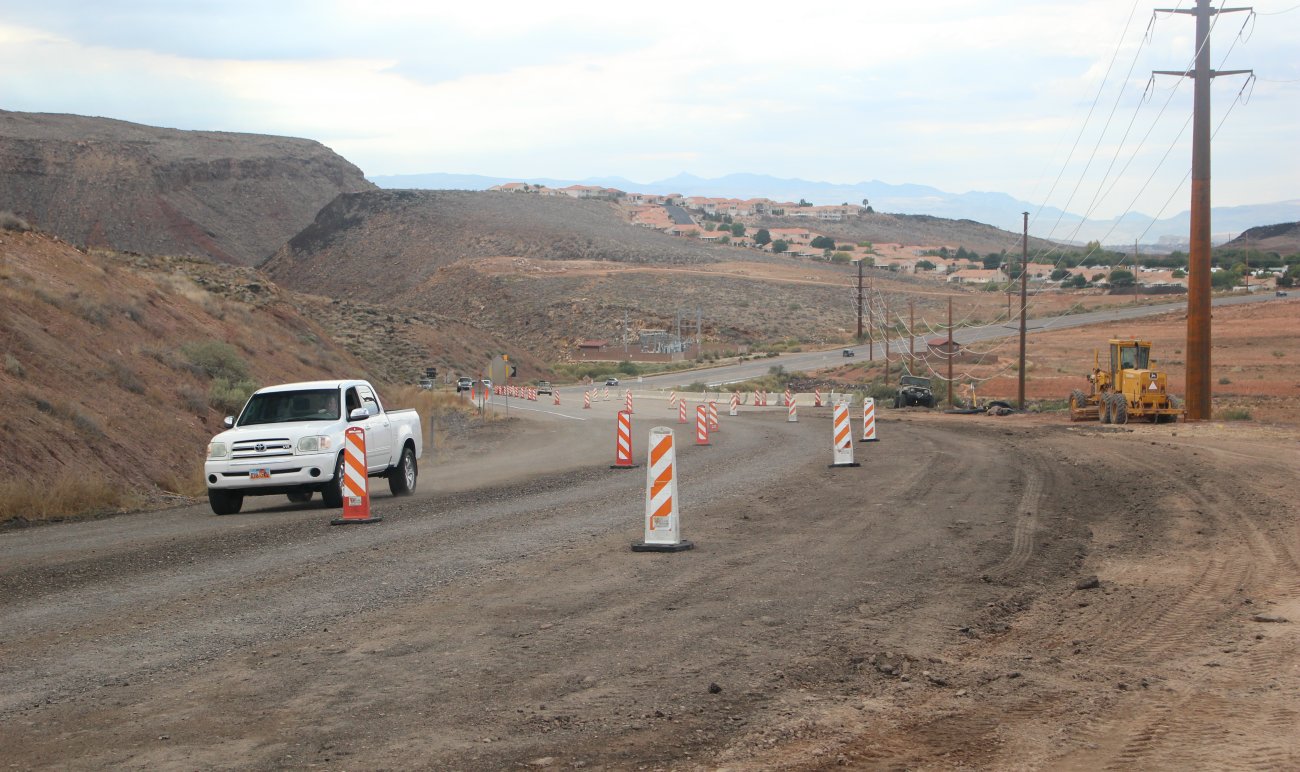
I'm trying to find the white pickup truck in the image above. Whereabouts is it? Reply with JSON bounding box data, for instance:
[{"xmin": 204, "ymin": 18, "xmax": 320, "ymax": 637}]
[{"xmin": 204, "ymin": 379, "xmax": 422, "ymax": 515}]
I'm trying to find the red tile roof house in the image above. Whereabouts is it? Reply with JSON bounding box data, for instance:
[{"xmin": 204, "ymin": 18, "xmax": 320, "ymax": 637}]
[{"xmin": 488, "ymin": 181, "xmax": 531, "ymax": 192}]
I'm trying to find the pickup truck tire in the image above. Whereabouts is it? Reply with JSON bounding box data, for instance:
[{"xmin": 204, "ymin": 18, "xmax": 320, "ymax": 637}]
[
  {"xmin": 388, "ymin": 444, "xmax": 418, "ymax": 496},
  {"xmin": 321, "ymin": 454, "xmax": 345, "ymax": 509},
  {"xmin": 208, "ymin": 489, "xmax": 243, "ymax": 516}
]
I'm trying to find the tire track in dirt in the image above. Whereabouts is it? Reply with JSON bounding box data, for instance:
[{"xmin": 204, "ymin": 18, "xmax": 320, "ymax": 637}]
[{"xmin": 982, "ymin": 442, "xmax": 1049, "ymax": 581}]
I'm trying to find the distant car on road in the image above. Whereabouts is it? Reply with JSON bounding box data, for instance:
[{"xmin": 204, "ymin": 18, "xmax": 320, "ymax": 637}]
[
  {"xmin": 418, "ymin": 379, "xmax": 434, "ymax": 390},
  {"xmin": 842, "ymin": 348, "xmax": 855, "ymax": 357},
  {"xmin": 481, "ymin": 379, "xmax": 493, "ymax": 391},
  {"xmin": 456, "ymin": 377, "xmax": 473, "ymax": 392},
  {"xmin": 537, "ymin": 381, "xmax": 553, "ymax": 395},
  {"xmin": 605, "ymin": 376, "xmax": 620, "ymax": 386},
  {"xmin": 1278, "ymin": 290, "xmax": 1289, "ymax": 297}
]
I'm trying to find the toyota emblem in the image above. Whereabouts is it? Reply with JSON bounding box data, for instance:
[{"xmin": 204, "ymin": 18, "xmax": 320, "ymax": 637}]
[{"xmin": 255, "ymin": 443, "xmax": 266, "ymax": 452}]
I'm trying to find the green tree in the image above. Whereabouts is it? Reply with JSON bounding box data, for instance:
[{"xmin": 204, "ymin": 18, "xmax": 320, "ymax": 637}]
[
  {"xmin": 1050, "ymin": 267, "xmax": 1071, "ymax": 282},
  {"xmin": 1108, "ymin": 269, "xmax": 1136, "ymax": 287},
  {"xmin": 916, "ymin": 260, "xmax": 936, "ymax": 271},
  {"xmin": 754, "ymin": 228, "xmax": 771, "ymax": 246},
  {"xmin": 771, "ymin": 239, "xmax": 789, "ymax": 254},
  {"xmin": 831, "ymin": 251, "xmax": 852, "ymax": 264},
  {"xmin": 1172, "ymin": 268, "xmax": 1186, "ymax": 278},
  {"xmin": 731, "ymin": 222, "xmax": 746, "ymax": 237},
  {"xmin": 810, "ymin": 235, "xmax": 836, "ymax": 249},
  {"xmin": 983, "ymin": 253, "xmax": 1003, "ymax": 270},
  {"xmin": 1068, "ymin": 273, "xmax": 1088, "ymax": 288}
]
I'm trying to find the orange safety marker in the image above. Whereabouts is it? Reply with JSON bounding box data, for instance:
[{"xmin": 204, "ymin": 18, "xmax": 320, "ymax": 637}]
[
  {"xmin": 814, "ymin": 388, "xmax": 822, "ymax": 407},
  {"xmin": 695, "ymin": 405, "xmax": 711, "ymax": 446},
  {"xmin": 830, "ymin": 402, "xmax": 860, "ymax": 468},
  {"xmin": 788, "ymin": 400, "xmax": 798, "ymax": 422},
  {"xmin": 861, "ymin": 397, "xmax": 879, "ymax": 442},
  {"xmin": 553, "ymin": 390, "xmax": 561, "ymax": 406},
  {"xmin": 625, "ymin": 389, "xmax": 633, "ymax": 414},
  {"xmin": 583, "ymin": 390, "xmax": 592, "ymax": 409},
  {"xmin": 632, "ymin": 427, "xmax": 693, "ymax": 552},
  {"xmin": 729, "ymin": 392, "xmax": 739, "ymax": 417},
  {"xmin": 784, "ymin": 388, "xmax": 793, "ymax": 407},
  {"xmin": 611, "ymin": 410, "xmax": 638, "ymax": 469},
  {"xmin": 678, "ymin": 398, "xmax": 688, "ymax": 424},
  {"xmin": 603, "ymin": 386, "xmax": 610, "ymax": 401},
  {"xmin": 331, "ymin": 426, "xmax": 382, "ymax": 525},
  {"xmin": 708, "ymin": 400, "xmax": 719, "ymax": 432},
  {"xmin": 669, "ymin": 390, "xmax": 678, "ymax": 409}
]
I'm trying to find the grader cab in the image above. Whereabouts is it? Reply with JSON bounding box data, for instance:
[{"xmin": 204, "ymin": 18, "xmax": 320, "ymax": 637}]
[{"xmin": 1068, "ymin": 339, "xmax": 1183, "ymax": 424}]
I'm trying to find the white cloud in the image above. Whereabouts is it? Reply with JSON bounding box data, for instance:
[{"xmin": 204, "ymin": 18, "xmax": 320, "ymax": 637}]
[{"xmin": 0, "ymin": 1, "xmax": 1295, "ymax": 219}]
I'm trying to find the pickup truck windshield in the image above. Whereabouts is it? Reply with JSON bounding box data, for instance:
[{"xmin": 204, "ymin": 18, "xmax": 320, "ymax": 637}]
[{"xmin": 238, "ymin": 389, "xmax": 340, "ymax": 426}]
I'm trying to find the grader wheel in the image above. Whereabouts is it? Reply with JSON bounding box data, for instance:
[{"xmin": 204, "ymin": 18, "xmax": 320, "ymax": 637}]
[
  {"xmin": 1099, "ymin": 394, "xmax": 1112, "ymax": 424},
  {"xmin": 1069, "ymin": 389, "xmax": 1089, "ymax": 421},
  {"xmin": 1112, "ymin": 395, "xmax": 1128, "ymax": 425}
]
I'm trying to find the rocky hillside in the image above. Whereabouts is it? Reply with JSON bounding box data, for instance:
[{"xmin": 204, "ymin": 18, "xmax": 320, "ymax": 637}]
[
  {"xmin": 261, "ymin": 189, "xmax": 726, "ymax": 301},
  {"xmin": 1226, "ymin": 221, "xmax": 1300, "ymax": 255},
  {"xmin": 0, "ymin": 110, "xmax": 374, "ymax": 265}
]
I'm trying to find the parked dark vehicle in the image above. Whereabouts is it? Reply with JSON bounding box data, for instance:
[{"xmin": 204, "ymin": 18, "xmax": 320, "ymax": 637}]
[
  {"xmin": 893, "ymin": 375, "xmax": 937, "ymax": 408},
  {"xmin": 842, "ymin": 348, "xmax": 855, "ymax": 357}
]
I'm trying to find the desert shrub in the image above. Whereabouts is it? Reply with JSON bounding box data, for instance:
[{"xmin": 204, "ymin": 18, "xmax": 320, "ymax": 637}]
[
  {"xmin": 109, "ymin": 360, "xmax": 146, "ymax": 394},
  {"xmin": 0, "ymin": 472, "xmax": 137, "ymax": 525},
  {"xmin": 71, "ymin": 410, "xmax": 105, "ymax": 439},
  {"xmin": 1218, "ymin": 377, "xmax": 1231, "ymax": 385},
  {"xmin": 179, "ymin": 386, "xmax": 208, "ymax": 414},
  {"xmin": 73, "ymin": 298, "xmax": 111, "ymax": 325},
  {"xmin": 182, "ymin": 341, "xmax": 250, "ymax": 381},
  {"xmin": 867, "ymin": 382, "xmax": 899, "ymax": 401},
  {"xmin": 4, "ymin": 354, "xmax": 25, "ymax": 378},
  {"xmin": 1218, "ymin": 407, "xmax": 1251, "ymax": 421},
  {"xmin": 209, "ymin": 376, "xmax": 258, "ymax": 415},
  {"xmin": 0, "ymin": 211, "xmax": 32, "ymax": 232}
]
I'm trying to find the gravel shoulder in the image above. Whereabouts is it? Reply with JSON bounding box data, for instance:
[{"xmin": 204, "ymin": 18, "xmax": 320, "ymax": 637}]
[{"xmin": 1, "ymin": 406, "xmax": 1297, "ymax": 770}]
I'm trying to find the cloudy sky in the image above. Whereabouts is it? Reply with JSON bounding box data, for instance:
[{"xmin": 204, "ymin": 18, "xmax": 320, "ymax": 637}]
[{"xmin": 1, "ymin": 1, "xmax": 1296, "ymax": 220}]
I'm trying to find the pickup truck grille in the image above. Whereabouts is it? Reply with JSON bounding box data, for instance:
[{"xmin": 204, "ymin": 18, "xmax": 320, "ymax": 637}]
[{"xmin": 231, "ymin": 437, "xmax": 294, "ymax": 459}]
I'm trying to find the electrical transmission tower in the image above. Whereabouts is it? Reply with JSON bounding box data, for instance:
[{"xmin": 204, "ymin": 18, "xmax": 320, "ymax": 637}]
[{"xmin": 1153, "ymin": 0, "xmax": 1252, "ymax": 420}]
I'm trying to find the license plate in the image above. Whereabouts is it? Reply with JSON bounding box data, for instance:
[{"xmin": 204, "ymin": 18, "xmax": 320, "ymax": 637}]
[{"xmin": 249, "ymin": 468, "xmax": 271, "ymax": 480}]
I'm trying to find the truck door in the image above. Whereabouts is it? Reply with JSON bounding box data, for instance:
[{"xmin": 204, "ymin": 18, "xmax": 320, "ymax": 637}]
[{"xmin": 355, "ymin": 384, "xmax": 392, "ymax": 471}]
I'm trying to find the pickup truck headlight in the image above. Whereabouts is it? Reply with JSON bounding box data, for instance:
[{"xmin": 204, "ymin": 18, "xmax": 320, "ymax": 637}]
[
  {"xmin": 208, "ymin": 441, "xmax": 228, "ymax": 459},
  {"xmin": 297, "ymin": 435, "xmax": 333, "ymax": 454}
]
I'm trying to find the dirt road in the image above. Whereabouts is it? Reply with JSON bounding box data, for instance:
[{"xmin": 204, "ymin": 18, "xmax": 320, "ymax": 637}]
[{"xmin": 1, "ymin": 403, "xmax": 1297, "ymax": 770}]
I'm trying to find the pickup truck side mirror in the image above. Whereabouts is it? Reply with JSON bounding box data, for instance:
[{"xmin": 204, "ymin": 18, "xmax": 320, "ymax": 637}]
[
  {"xmin": 349, "ymin": 407, "xmax": 369, "ymax": 422},
  {"xmin": 223, "ymin": 416, "xmax": 234, "ymax": 428}
]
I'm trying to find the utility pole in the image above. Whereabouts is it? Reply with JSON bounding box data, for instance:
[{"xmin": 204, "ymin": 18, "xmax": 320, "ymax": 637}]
[
  {"xmin": 908, "ymin": 298, "xmax": 915, "ymax": 375},
  {"xmin": 867, "ymin": 279, "xmax": 874, "ymax": 361},
  {"xmin": 1154, "ymin": 0, "xmax": 1252, "ymax": 420},
  {"xmin": 855, "ymin": 259, "xmax": 864, "ymax": 342},
  {"xmin": 947, "ymin": 296, "xmax": 954, "ymax": 407},
  {"xmin": 1018, "ymin": 212, "xmax": 1028, "ymax": 409},
  {"xmin": 882, "ymin": 294, "xmax": 890, "ymax": 387}
]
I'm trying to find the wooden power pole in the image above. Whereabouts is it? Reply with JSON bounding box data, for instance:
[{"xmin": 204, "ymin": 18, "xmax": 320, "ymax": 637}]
[
  {"xmin": 1018, "ymin": 212, "xmax": 1028, "ymax": 409},
  {"xmin": 1154, "ymin": 0, "xmax": 1251, "ymax": 420},
  {"xmin": 946, "ymin": 296, "xmax": 954, "ymax": 407}
]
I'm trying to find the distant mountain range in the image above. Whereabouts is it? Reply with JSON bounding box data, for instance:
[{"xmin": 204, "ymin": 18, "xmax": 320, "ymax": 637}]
[{"xmin": 369, "ymin": 171, "xmax": 1300, "ymax": 250}]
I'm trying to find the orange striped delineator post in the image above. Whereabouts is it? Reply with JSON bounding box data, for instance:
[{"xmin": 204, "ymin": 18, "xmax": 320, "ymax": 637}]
[
  {"xmin": 784, "ymin": 388, "xmax": 793, "ymax": 407},
  {"xmin": 814, "ymin": 388, "xmax": 823, "ymax": 407},
  {"xmin": 583, "ymin": 390, "xmax": 592, "ymax": 409},
  {"xmin": 830, "ymin": 402, "xmax": 860, "ymax": 468},
  {"xmin": 603, "ymin": 386, "xmax": 610, "ymax": 401},
  {"xmin": 625, "ymin": 389, "xmax": 633, "ymax": 414},
  {"xmin": 632, "ymin": 427, "xmax": 693, "ymax": 552},
  {"xmin": 695, "ymin": 405, "xmax": 710, "ymax": 446},
  {"xmin": 669, "ymin": 391, "xmax": 678, "ymax": 410},
  {"xmin": 331, "ymin": 426, "xmax": 382, "ymax": 525},
  {"xmin": 788, "ymin": 400, "xmax": 798, "ymax": 422},
  {"xmin": 729, "ymin": 392, "xmax": 739, "ymax": 417},
  {"xmin": 708, "ymin": 400, "xmax": 719, "ymax": 432},
  {"xmin": 861, "ymin": 397, "xmax": 879, "ymax": 442},
  {"xmin": 678, "ymin": 398, "xmax": 688, "ymax": 424},
  {"xmin": 611, "ymin": 410, "xmax": 638, "ymax": 469},
  {"xmin": 553, "ymin": 391, "xmax": 561, "ymax": 406}
]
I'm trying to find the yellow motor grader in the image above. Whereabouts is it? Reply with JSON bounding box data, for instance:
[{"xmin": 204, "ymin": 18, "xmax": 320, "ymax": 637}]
[{"xmin": 1068, "ymin": 339, "xmax": 1183, "ymax": 424}]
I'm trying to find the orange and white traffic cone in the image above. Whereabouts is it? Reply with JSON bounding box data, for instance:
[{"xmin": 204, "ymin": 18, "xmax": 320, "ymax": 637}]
[
  {"xmin": 331, "ymin": 427, "xmax": 382, "ymax": 524},
  {"xmin": 861, "ymin": 397, "xmax": 878, "ymax": 442},
  {"xmin": 631, "ymin": 427, "xmax": 693, "ymax": 552},
  {"xmin": 695, "ymin": 405, "xmax": 710, "ymax": 446},
  {"xmin": 612, "ymin": 410, "xmax": 637, "ymax": 469},
  {"xmin": 830, "ymin": 402, "xmax": 859, "ymax": 468}
]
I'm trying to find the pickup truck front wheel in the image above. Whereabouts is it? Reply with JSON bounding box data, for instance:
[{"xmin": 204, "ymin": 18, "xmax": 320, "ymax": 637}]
[
  {"xmin": 321, "ymin": 454, "xmax": 345, "ymax": 508},
  {"xmin": 208, "ymin": 489, "xmax": 243, "ymax": 516},
  {"xmin": 388, "ymin": 445, "xmax": 418, "ymax": 496}
]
